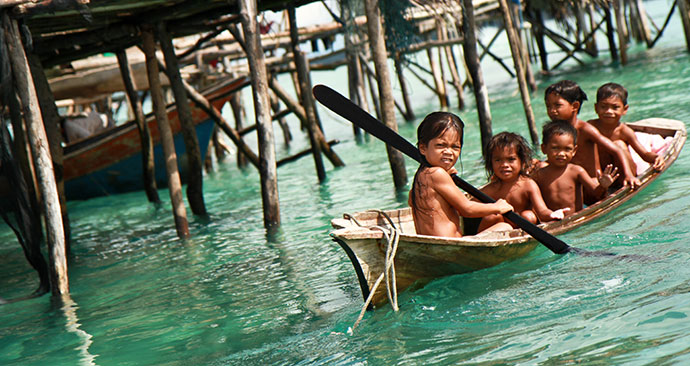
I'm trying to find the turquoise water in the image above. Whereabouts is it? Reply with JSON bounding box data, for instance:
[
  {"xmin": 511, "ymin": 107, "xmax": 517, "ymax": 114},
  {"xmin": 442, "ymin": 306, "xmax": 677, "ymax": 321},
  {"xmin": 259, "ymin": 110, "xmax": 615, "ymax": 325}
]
[{"xmin": 3, "ymin": 3, "xmax": 690, "ymax": 365}]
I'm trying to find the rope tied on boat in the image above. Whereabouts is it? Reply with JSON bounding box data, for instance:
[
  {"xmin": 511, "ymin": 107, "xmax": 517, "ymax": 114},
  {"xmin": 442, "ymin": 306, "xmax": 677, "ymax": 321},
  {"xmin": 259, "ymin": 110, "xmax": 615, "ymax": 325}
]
[{"xmin": 346, "ymin": 210, "xmax": 401, "ymax": 332}]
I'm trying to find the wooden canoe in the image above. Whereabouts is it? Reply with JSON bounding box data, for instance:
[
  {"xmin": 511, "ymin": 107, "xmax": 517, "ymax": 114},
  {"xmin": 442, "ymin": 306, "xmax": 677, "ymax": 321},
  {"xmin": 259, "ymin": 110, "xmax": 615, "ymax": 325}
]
[
  {"xmin": 63, "ymin": 76, "xmax": 249, "ymax": 200},
  {"xmin": 331, "ymin": 118, "xmax": 686, "ymax": 308}
]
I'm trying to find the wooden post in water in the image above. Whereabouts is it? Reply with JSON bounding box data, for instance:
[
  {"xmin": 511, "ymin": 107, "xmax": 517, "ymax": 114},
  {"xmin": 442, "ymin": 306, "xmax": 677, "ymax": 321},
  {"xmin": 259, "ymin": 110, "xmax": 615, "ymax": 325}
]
[
  {"xmin": 116, "ymin": 49, "xmax": 160, "ymax": 203},
  {"xmin": 4, "ymin": 13, "xmax": 68, "ymax": 295},
  {"xmin": 630, "ymin": 0, "xmax": 652, "ymax": 47},
  {"xmin": 239, "ymin": 0, "xmax": 280, "ymax": 227},
  {"xmin": 510, "ymin": 1, "xmax": 537, "ymax": 92},
  {"xmin": 528, "ymin": 6, "xmax": 549, "ymax": 72},
  {"xmin": 612, "ymin": 0, "xmax": 628, "ymax": 65},
  {"xmin": 394, "ymin": 53, "xmax": 415, "ymax": 121},
  {"xmin": 439, "ymin": 20, "xmax": 465, "ymax": 111},
  {"xmin": 604, "ymin": 4, "xmax": 619, "ymax": 62},
  {"xmin": 141, "ymin": 25, "xmax": 190, "ymax": 238},
  {"xmin": 343, "ymin": 3, "xmax": 367, "ymax": 134},
  {"xmin": 157, "ymin": 22, "xmax": 206, "ymax": 216},
  {"xmin": 364, "ymin": 0, "xmax": 407, "ymax": 189},
  {"xmin": 427, "ymin": 33, "xmax": 448, "ymax": 109},
  {"xmin": 460, "ymin": 0, "xmax": 493, "ymax": 156},
  {"xmin": 26, "ymin": 51, "xmax": 72, "ymax": 252},
  {"xmin": 287, "ymin": 6, "xmax": 326, "ymax": 182},
  {"xmin": 678, "ymin": 0, "xmax": 690, "ymax": 51},
  {"xmin": 499, "ymin": 0, "xmax": 538, "ymax": 144}
]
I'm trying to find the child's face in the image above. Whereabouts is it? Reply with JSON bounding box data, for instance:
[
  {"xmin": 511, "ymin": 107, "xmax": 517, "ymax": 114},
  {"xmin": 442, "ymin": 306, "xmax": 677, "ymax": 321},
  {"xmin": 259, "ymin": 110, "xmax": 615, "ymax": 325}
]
[
  {"xmin": 491, "ymin": 145, "xmax": 522, "ymax": 181},
  {"xmin": 419, "ymin": 128, "xmax": 461, "ymax": 172},
  {"xmin": 594, "ymin": 96, "xmax": 628, "ymax": 125},
  {"xmin": 541, "ymin": 133, "xmax": 576, "ymax": 168},
  {"xmin": 545, "ymin": 93, "xmax": 580, "ymax": 123}
]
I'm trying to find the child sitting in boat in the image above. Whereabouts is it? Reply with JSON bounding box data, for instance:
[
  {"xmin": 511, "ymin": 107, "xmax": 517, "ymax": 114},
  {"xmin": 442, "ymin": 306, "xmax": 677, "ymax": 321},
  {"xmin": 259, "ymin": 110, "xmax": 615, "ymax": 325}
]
[
  {"xmin": 532, "ymin": 121, "xmax": 619, "ymax": 214},
  {"xmin": 409, "ymin": 112, "xmax": 514, "ymax": 237},
  {"xmin": 477, "ymin": 132, "xmax": 568, "ymax": 232},
  {"xmin": 544, "ymin": 80, "xmax": 639, "ymax": 204},
  {"xmin": 589, "ymin": 82, "xmax": 665, "ymax": 180}
]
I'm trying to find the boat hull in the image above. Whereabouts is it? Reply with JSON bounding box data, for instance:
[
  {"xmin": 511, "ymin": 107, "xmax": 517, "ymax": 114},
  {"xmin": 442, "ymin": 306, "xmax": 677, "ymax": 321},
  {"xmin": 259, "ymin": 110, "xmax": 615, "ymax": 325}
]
[
  {"xmin": 63, "ymin": 77, "xmax": 249, "ymax": 200},
  {"xmin": 331, "ymin": 118, "xmax": 686, "ymax": 308}
]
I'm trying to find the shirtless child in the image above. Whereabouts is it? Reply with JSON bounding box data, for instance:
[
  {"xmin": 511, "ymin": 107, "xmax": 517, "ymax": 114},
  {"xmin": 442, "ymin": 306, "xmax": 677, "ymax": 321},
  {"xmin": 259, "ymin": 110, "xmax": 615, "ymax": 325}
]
[
  {"xmin": 544, "ymin": 80, "xmax": 640, "ymax": 204},
  {"xmin": 532, "ymin": 121, "xmax": 619, "ymax": 214},
  {"xmin": 478, "ymin": 132, "xmax": 568, "ymax": 232},
  {"xmin": 409, "ymin": 112, "xmax": 514, "ymax": 237},
  {"xmin": 590, "ymin": 82, "xmax": 665, "ymax": 177}
]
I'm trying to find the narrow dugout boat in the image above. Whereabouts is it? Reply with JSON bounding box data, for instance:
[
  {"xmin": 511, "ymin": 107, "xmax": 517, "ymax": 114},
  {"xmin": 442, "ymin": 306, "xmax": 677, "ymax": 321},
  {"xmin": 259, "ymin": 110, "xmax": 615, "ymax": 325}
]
[
  {"xmin": 63, "ymin": 76, "xmax": 250, "ymax": 200},
  {"xmin": 331, "ymin": 118, "xmax": 686, "ymax": 308}
]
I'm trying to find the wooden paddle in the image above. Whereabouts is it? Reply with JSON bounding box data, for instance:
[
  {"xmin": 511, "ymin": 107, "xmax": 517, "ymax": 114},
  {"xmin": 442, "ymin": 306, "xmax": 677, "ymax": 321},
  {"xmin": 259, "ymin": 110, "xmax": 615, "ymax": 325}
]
[{"xmin": 313, "ymin": 84, "xmax": 577, "ymax": 255}]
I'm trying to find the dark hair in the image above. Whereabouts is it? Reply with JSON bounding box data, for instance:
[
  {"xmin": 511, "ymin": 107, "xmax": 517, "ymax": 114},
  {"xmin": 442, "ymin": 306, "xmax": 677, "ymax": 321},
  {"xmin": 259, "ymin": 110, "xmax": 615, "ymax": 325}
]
[
  {"xmin": 544, "ymin": 80, "xmax": 588, "ymax": 113},
  {"xmin": 410, "ymin": 112, "xmax": 465, "ymax": 212},
  {"xmin": 542, "ymin": 120, "xmax": 577, "ymax": 145},
  {"xmin": 483, "ymin": 132, "xmax": 533, "ymax": 178},
  {"xmin": 596, "ymin": 82, "xmax": 628, "ymax": 105}
]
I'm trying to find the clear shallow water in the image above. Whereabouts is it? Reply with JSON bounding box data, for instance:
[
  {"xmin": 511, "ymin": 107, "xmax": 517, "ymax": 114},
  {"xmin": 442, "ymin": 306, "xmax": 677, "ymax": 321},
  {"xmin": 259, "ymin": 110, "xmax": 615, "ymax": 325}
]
[{"xmin": 3, "ymin": 4, "xmax": 690, "ymax": 365}]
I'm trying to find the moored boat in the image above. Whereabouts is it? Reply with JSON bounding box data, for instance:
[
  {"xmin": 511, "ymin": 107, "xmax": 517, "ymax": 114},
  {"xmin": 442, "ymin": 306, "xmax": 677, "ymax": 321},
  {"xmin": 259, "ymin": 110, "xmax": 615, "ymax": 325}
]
[
  {"xmin": 331, "ymin": 118, "xmax": 686, "ymax": 308},
  {"xmin": 63, "ymin": 76, "xmax": 250, "ymax": 200}
]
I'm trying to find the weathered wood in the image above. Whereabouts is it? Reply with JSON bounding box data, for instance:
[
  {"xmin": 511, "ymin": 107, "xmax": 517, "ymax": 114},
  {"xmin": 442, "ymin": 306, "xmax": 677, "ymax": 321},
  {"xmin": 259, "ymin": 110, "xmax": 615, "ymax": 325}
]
[
  {"xmin": 604, "ymin": 3, "xmax": 619, "ymax": 62},
  {"xmin": 439, "ymin": 21, "xmax": 464, "ymax": 110},
  {"xmin": 240, "ymin": 0, "xmax": 280, "ymax": 227},
  {"xmin": 393, "ymin": 53, "xmax": 415, "ymax": 121},
  {"xmin": 612, "ymin": 0, "xmax": 628, "ymax": 65},
  {"xmin": 277, "ymin": 139, "xmax": 340, "ymax": 167},
  {"xmin": 116, "ymin": 49, "xmax": 160, "ymax": 204},
  {"xmin": 5, "ymin": 13, "xmax": 68, "ymax": 295},
  {"xmin": 26, "ymin": 50, "xmax": 72, "ymax": 253},
  {"xmin": 288, "ymin": 6, "xmax": 325, "ymax": 182},
  {"xmin": 427, "ymin": 35, "xmax": 448, "ymax": 109},
  {"xmin": 342, "ymin": 3, "xmax": 365, "ymax": 135},
  {"xmin": 269, "ymin": 90, "xmax": 292, "ymax": 145},
  {"xmin": 228, "ymin": 81, "xmax": 248, "ymax": 168},
  {"xmin": 499, "ymin": 0, "xmax": 538, "ymax": 144},
  {"xmin": 364, "ymin": 0, "xmax": 406, "ymax": 189},
  {"xmin": 157, "ymin": 22, "xmax": 206, "ymax": 216},
  {"xmin": 679, "ymin": 0, "xmax": 690, "ymax": 51},
  {"xmin": 630, "ymin": 0, "xmax": 652, "ymax": 47},
  {"xmin": 460, "ymin": 0, "xmax": 492, "ymax": 157},
  {"xmin": 141, "ymin": 25, "xmax": 190, "ymax": 239}
]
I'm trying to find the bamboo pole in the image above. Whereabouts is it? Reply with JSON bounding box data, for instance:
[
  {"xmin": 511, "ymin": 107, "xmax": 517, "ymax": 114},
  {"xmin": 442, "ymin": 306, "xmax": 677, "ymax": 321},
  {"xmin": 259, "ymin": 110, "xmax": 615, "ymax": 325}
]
[
  {"xmin": 116, "ymin": 50, "xmax": 160, "ymax": 203},
  {"xmin": 460, "ymin": 0, "xmax": 492, "ymax": 157},
  {"xmin": 364, "ymin": 0, "xmax": 407, "ymax": 189},
  {"xmin": 499, "ymin": 0, "xmax": 538, "ymax": 144},
  {"xmin": 157, "ymin": 22, "xmax": 206, "ymax": 216},
  {"xmin": 287, "ymin": 6, "xmax": 325, "ymax": 182},
  {"xmin": 239, "ymin": 0, "xmax": 280, "ymax": 227},
  {"xmin": 5, "ymin": 12, "xmax": 68, "ymax": 295},
  {"xmin": 612, "ymin": 0, "xmax": 628, "ymax": 65},
  {"xmin": 679, "ymin": 0, "xmax": 690, "ymax": 51},
  {"xmin": 141, "ymin": 25, "xmax": 190, "ymax": 239},
  {"xmin": 26, "ymin": 51, "xmax": 72, "ymax": 252}
]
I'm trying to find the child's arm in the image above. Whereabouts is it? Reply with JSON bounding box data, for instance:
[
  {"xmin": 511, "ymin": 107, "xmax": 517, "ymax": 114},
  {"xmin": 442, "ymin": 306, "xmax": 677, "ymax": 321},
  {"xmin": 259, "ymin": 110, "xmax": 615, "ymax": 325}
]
[
  {"xmin": 622, "ymin": 126, "xmax": 664, "ymax": 171},
  {"xmin": 526, "ymin": 179, "xmax": 570, "ymax": 221},
  {"xmin": 430, "ymin": 169, "xmax": 513, "ymax": 217},
  {"xmin": 583, "ymin": 123, "xmax": 641, "ymax": 188},
  {"xmin": 579, "ymin": 164, "xmax": 619, "ymax": 199}
]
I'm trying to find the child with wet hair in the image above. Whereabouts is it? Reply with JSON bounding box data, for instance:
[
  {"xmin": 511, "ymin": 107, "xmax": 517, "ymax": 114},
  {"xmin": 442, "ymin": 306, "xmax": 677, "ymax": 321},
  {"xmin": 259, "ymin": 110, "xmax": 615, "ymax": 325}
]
[
  {"xmin": 409, "ymin": 112, "xmax": 514, "ymax": 237},
  {"xmin": 532, "ymin": 121, "xmax": 619, "ymax": 214},
  {"xmin": 478, "ymin": 132, "xmax": 568, "ymax": 232},
  {"xmin": 544, "ymin": 80, "xmax": 639, "ymax": 204},
  {"xmin": 590, "ymin": 82, "xmax": 664, "ymax": 179}
]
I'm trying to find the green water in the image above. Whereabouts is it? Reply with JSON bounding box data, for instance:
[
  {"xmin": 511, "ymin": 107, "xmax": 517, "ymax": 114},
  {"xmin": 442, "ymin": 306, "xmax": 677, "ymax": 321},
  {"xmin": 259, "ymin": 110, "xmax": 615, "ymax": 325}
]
[{"xmin": 3, "ymin": 4, "xmax": 690, "ymax": 365}]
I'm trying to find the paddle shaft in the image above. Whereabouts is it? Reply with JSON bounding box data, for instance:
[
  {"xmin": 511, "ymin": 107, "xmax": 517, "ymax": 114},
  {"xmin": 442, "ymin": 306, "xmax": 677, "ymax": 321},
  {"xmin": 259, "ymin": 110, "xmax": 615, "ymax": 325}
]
[{"xmin": 313, "ymin": 84, "xmax": 571, "ymax": 254}]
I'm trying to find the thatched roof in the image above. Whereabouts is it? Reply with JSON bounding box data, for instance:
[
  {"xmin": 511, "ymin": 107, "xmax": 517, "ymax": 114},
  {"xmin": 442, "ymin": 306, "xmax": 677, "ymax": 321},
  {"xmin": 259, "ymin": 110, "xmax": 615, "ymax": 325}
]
[{"xmin": 5, "ymin": 0, "xmax": 319, "ymax": 67}]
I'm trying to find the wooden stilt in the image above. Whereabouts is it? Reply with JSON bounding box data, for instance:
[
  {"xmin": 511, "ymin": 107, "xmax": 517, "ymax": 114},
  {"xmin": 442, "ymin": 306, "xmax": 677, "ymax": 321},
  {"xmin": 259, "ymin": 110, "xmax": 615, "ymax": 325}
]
[
  {"xmin": 393, "ymin": 53, "xmax": 415, "ymax": 121},
  {"xmin": 499, "ymin": 0, "xmax": 538, "ymax": 144},
  {"xmin": 612, "ymin": 0, "xmax": 628, "ymax": 65},
  {"xmin": 509, "ymin": 1, "xmax": 536, "ymax": 92},
  {"xmin": 604, "ymin": 4, "xmax": 619, "ymax": 62},
  {"xmin": 343, "ymin": 4, "xmax": 365, "ymax": 135},
  {"xmin": 460, "ymin": 0, "xmax": 493, "ymax": 157},
  {"xmin": 25, "ymin": 51, "xmax": 72, "ymax": 253},
  {"xmin": 440, "ymin": 23, "xmax": 465, "ymax": 110},
  {"xmin": 586, "ymin": 2, "xmax": 599, "ymax": 56},
  {"xmin": 5, "ymin": 13, "xmax": 68, "ymax": 295},
  {"xmin": 239, "ymin": 0, "xmax": 280, "ymax": 227},
  {"xmin": 287, "ymin": 6, "xmax": 326, "ymax": 182},
  {"xmin": 427, "ymin": 34, "xmax": 448, "ymax": 109},
  {"xmin": 361, "ymin": 54, "xmax": 382, "ymax": 119},
  {"xmin": 227, "ymin": 77, "xmax": 248, "ymax": 168},
  {"xmin": 678, "ymin": 0, "xmax": 690, "ymax": 51},
  {"xmin": 141, "ymin": 25, "xmax": 190, "ymax": 238},
  {"xmin": 269, "ymin": 89, "xmax": 292, "ymax": 145},
  {"xmin": 157, "ymin": 22, "xmax": 206, "ymax": 216},
  {"xmin": 116, "ymin": 50, "xmax": 160, "ymax": 203},
  {"xmin": 364, "ymin": 0, "xmax": 407, "ymax": 189}
]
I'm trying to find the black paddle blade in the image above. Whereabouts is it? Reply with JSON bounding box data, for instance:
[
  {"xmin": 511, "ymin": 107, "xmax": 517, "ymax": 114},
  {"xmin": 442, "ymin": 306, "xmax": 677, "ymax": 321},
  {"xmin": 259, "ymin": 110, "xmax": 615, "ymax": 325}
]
[{"xmin": 313, "ymin": 84, "xmax": 572, "ymax": 255}]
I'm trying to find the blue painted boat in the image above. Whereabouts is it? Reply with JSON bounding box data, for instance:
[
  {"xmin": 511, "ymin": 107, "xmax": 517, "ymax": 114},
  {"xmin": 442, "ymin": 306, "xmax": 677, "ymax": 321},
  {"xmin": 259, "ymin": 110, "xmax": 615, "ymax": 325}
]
[{"xmin": 63, "ymin": 76, "xmax": 249, "ymax": 200}]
